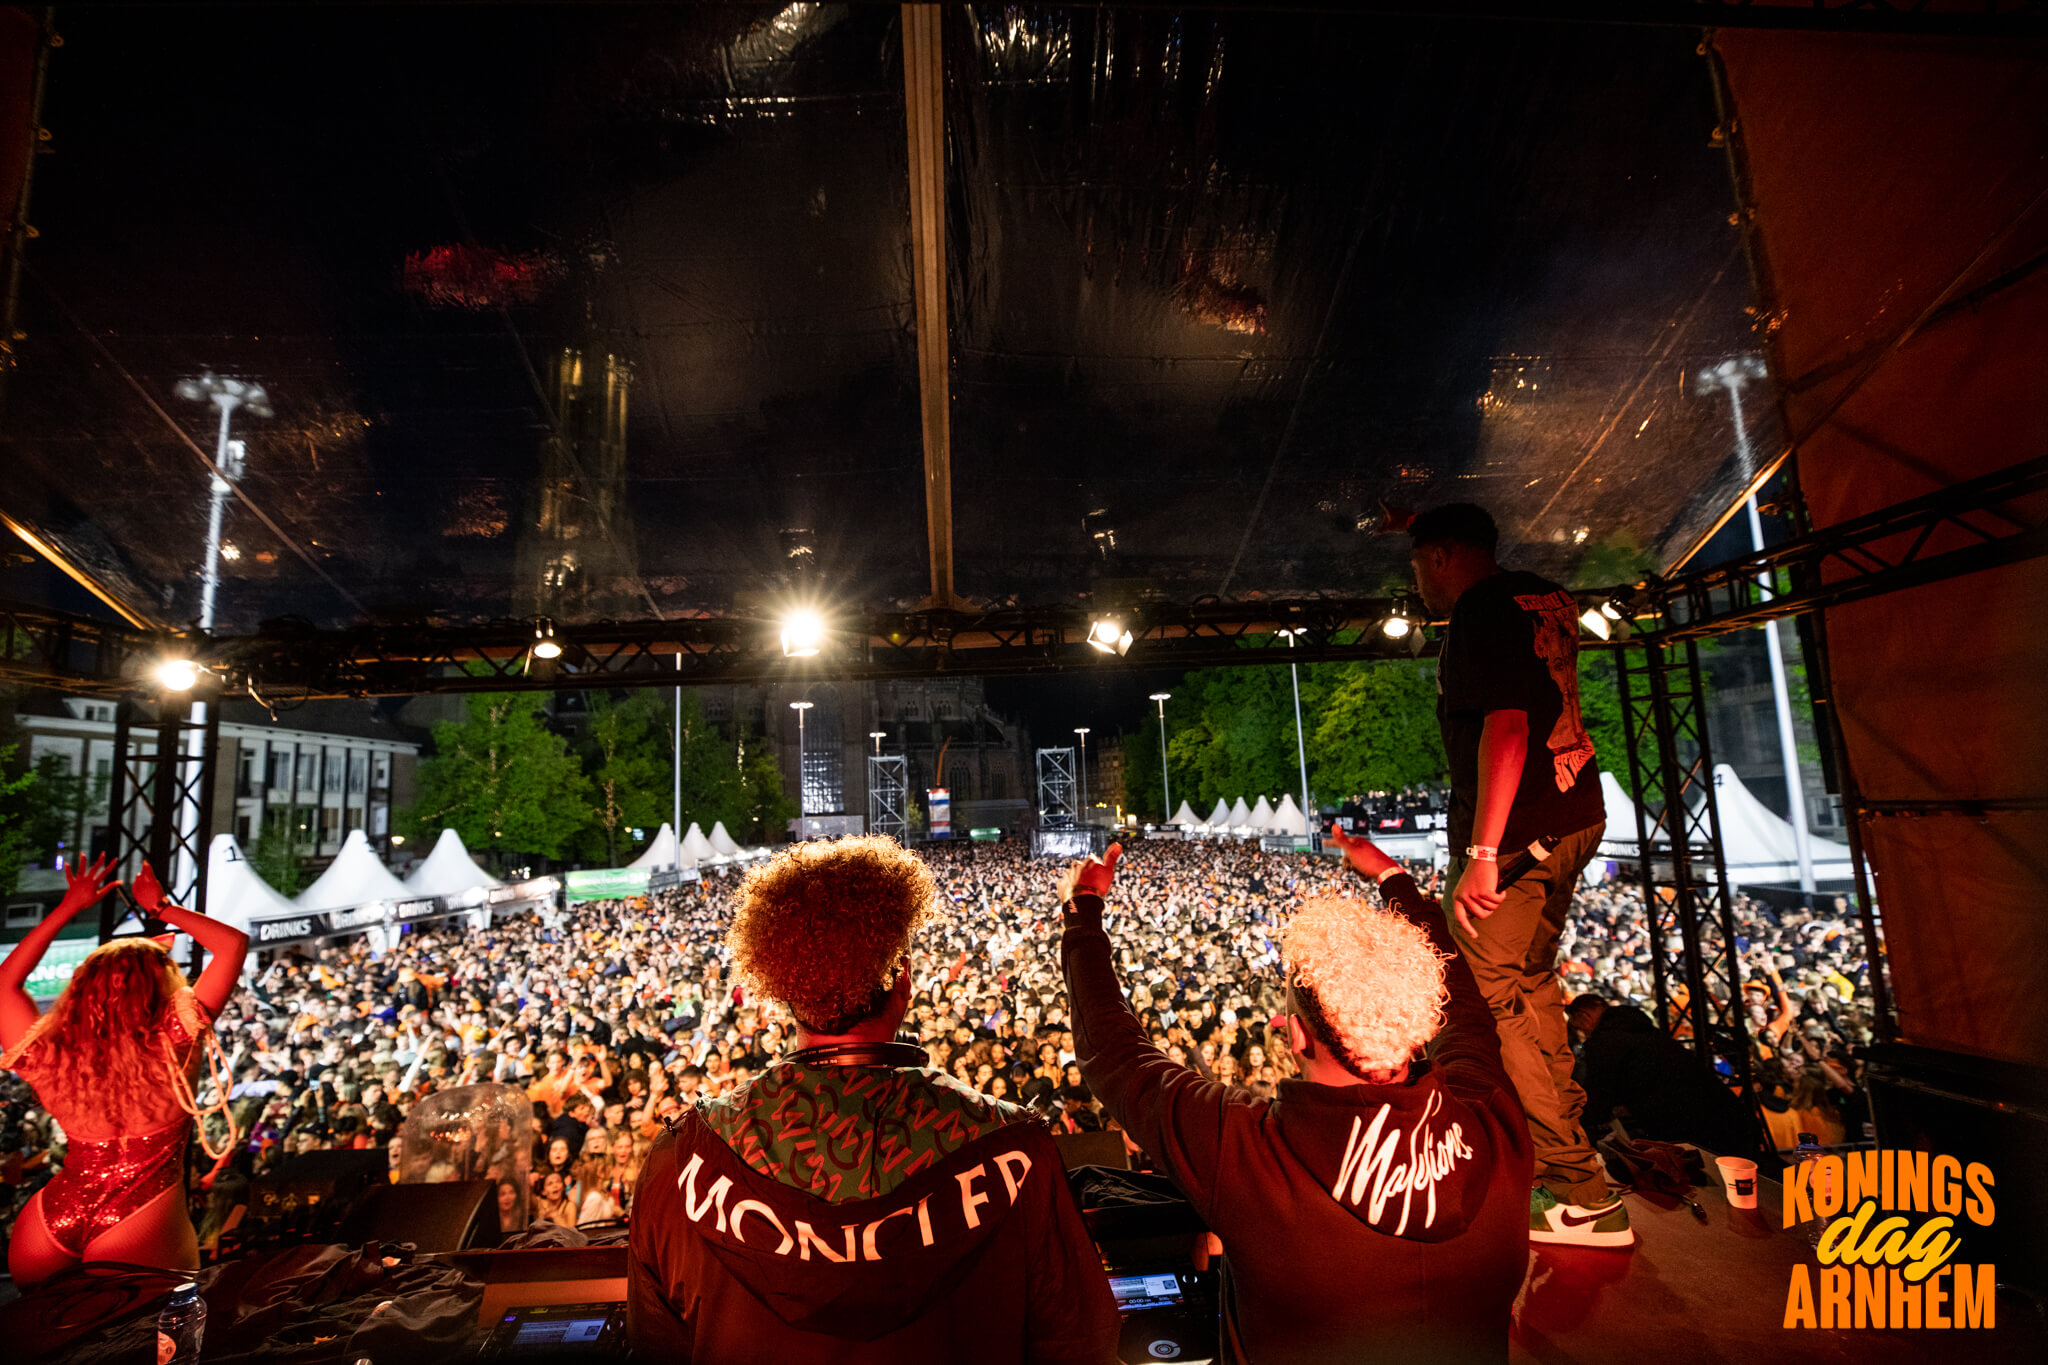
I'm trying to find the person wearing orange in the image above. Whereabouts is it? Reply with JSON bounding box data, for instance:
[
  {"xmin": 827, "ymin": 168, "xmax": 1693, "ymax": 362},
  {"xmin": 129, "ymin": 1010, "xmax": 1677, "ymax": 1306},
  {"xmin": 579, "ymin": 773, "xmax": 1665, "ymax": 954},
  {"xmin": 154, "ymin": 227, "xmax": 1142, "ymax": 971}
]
[{"xmin": 0, "ymin": 857, "xmax": 249, "ymax": 1289}]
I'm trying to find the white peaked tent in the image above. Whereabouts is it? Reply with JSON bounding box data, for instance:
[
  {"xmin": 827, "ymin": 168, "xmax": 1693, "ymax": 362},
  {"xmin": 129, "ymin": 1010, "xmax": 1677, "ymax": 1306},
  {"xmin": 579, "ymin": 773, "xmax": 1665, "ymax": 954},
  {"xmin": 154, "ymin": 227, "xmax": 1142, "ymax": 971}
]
[
  {"xmin": 1597, "ymin": 771, "xmax": 1648, "ymax": 854},
  {"xmin": 203, "ymin": 834, "xmax": 302, "ymax": 935},
  {"xmin": 627, "ymin": 823, "xmax": 690, "ymax": 871},
  {"xmin": 1704, "ymin": 765, "xmax": 1855, "ymax": 885},
  {"xmin": 708, "ymin": 822, "xmax": 743, "ymax": 857},
  {"xmin": 1249, "ymin": 796, "xmax": 1276, "ymax": 831},
  {"xmin": 1229, "ymin": 798, "xmax": 1253, "ymax": 828},
  {"xmin": 1169, "ymin": 801, "xmax": 1199, "ymax": 827},
  {"xmin": 681, "ymin": 822, "xmax": 717, "ymax": 864},
  {"xmin": 1204, "ymin": 799, "xmax": 1231, "ymax": 827},
  {"xmin": 296, "ymin": 829, "xmax": 412, "ymax": 911},
  {"xmin": 1271, "ymin": 793, "xmax": 1309, "ymax": 837},
  {"xmin": 404, "ymin": 828, "xmax": 502, "ymax": 899}
]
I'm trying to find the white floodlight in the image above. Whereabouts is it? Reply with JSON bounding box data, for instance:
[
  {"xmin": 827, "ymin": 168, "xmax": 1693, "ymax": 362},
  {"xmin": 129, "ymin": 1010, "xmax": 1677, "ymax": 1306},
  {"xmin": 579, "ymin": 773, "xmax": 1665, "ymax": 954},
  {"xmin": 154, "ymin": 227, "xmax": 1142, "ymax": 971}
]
[
  {"xmin": 781, "ymin": 610, "xmax": 824, "ymax": 658},
  {"xmin": 156, "ymin": 658, "xmax": 201, "ymax": 691},
  {"xmin": 531, "ymin": 618, "xmax": 563, "ymax": 660}
]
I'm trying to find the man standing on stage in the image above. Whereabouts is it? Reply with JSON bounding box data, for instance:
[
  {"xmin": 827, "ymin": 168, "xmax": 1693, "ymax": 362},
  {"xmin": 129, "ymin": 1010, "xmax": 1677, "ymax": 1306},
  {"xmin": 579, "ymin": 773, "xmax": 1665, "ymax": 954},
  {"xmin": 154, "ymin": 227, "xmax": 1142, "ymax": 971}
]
[
  {"xmin": 1409, "ymin": 501, "xmax": 1632, "ymax": 1247},
  {"xmin": 627, "ymin": 836, "xmax": 1117, "ymax": 1363},
  {"xmin": 1059, "ymin": 837, "xmax": 1533, "ymax": 1362}
]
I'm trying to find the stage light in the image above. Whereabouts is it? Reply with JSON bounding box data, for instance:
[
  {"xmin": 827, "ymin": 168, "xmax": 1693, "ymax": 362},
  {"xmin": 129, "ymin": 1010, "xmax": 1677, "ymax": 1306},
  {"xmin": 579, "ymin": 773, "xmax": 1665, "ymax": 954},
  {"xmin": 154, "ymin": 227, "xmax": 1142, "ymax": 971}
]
[
  {"xmin": 1579, "ymin": 607, "xmax": 1612, "ymax": 641},
  {"xmin": 1381, "ymin": 602, "xmax": 1413, "ymax": 640},
  {"xmin": 1088, "ymin": 617, "xmax": 1132, "ymax": 656},
  {"xmin": 156, "ymin": 658, "xmax": 200, "ymax": 691},
  {"xmin": 531, "ymin": 618, "xmax": 562, "ymax": 660},
  {"xmin": 781, "ymin": 610, "xmax": 824, "ymax": 658}
]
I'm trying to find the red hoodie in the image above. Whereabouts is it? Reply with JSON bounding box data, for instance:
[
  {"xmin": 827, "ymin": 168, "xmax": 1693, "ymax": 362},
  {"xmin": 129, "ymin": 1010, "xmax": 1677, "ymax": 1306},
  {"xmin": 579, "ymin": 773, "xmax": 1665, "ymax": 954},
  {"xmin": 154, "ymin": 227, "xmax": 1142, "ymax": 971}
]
[
  {"xmin": 628, "ymin": 1069, "xmax": 1119, "ymax": 1363},
  {"xmin": 1061, "ymin": 871, "xmax": 1532, "ymax": 1364}
]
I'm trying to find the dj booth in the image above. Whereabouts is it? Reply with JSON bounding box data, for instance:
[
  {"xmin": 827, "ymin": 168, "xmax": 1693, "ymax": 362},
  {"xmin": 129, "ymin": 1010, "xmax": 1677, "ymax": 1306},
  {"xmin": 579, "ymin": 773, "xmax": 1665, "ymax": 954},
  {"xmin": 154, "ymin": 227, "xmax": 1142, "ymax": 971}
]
[{"xmin": 3, "ymin": 1142, "xmax": 1219, "ymax": 1365}]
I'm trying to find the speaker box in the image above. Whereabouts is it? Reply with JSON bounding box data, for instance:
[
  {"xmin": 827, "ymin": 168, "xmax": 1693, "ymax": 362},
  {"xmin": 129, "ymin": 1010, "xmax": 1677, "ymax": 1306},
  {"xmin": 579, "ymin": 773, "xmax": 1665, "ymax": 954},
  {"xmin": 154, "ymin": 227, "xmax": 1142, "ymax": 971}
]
[
  {"xmin": 339, "ymin": 1178, "xmax": 498, "ymax": 1252},
  {"xmin": 252, "ymin": 1146, "xmax": 388, "ymax": 1221}
]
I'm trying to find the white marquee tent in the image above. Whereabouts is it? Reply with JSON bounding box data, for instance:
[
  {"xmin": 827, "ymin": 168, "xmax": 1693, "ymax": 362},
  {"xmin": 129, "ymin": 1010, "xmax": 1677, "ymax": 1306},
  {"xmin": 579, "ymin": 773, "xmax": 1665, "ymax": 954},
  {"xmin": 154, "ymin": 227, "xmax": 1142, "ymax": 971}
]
[
  {"xmin": 1229, "ymin": 797, "xmax": 1253, "ymax": 828},
  {"xmin": 1169, "ymin": 801, "xmax": 1199, "ymax": 827},
  {"xmin": 1704, "ymin": 764, "xmax": 1855, "ymax": 886},
  {"xmin": 681, "ymin": 822, "xmax": 717, "ymax": 864},
  {"xmin": 1597, "ymin": 771, "xmax": 1651, "ymax": 855},
  {"xmin": 1204, "ymin": 799, "xmax": 1231, "ymax": 828},
  {"xmin": 708, "ymin": 822, "xmax": 743, "ymax": 857},
  {"xmin": 297, "ymin": 829, "xmax": 412, "ymax": 912},
  {"xmin": 627, "ymin": 823, "xmax": 691, "ymax": 871},
  {"xmin": 1271, "ymin": 794, "xmax": 1309, "ymax": 837},
  {"xmin": 404, "ymin": 828, "xmax": 502, "ymax": 901},
  {"xmin": 202, "ymin": 834, "xmax": 302, "ymax": 935},
  {"xmin": 1249, "ymin": 796, "xmax": 1276, "ymax": 831}
]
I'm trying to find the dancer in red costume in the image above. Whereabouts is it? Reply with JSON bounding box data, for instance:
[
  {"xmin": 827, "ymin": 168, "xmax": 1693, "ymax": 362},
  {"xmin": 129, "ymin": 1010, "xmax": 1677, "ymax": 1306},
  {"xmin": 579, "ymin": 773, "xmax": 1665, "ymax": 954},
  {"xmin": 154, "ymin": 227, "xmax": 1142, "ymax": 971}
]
[{"xmin": 0, "ymin": 857, "xmax": 249, "ymax": 1289}]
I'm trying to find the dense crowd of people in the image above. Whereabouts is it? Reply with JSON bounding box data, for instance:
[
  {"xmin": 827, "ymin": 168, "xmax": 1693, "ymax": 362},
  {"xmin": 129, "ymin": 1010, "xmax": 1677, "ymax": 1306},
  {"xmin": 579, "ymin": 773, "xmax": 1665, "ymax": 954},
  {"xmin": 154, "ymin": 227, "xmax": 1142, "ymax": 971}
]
[{"xmin": 0, "ymin": 837, "xmax": 1878, "ymax": 1250}]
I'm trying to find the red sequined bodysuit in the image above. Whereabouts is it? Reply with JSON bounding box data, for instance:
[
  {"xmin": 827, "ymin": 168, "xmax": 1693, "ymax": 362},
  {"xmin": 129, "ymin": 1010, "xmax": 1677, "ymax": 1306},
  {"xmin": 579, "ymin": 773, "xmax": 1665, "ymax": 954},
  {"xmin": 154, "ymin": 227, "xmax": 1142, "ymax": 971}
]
[
  {"xmin": 33, "ymin": 1121, "xmax": 189, "ymax": 1257},
  {"xmin": 3, "ymin": 988, "xmax": 210, "ymax": 1260}
]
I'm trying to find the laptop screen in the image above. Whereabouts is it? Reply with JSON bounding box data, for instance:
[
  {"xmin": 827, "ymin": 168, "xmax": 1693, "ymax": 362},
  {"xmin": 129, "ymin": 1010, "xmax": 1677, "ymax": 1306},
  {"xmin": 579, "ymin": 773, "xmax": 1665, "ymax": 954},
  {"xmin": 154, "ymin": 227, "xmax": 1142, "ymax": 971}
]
[{"xmin": 1108, "ymin": 1272, "xmax": 1185, "ymax": 1312}]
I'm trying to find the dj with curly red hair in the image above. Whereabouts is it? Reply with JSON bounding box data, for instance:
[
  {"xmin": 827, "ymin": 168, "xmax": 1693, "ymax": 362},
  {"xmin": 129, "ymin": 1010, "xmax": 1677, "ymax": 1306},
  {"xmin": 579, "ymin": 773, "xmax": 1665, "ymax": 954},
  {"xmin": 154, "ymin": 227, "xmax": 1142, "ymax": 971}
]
[
  {"xmin": 628, "ymin": 835, "xmax": 1116, "ymax": 1364},
  {"xmin": 0, "ymin": 857, "xmax": 249, "ymax": 1289}
]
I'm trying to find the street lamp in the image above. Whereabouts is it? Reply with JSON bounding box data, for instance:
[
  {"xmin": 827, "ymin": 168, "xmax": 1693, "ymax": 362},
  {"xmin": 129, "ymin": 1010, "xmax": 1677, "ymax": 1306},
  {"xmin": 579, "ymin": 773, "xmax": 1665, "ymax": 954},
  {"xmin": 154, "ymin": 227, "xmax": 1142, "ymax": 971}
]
[
  {"xmin": 790, "ymin": 701, "xmax": 814, "ymax": 836},
  {"xmin": 869, "ymin": 730, "xmax": 886, "ymax": 755},
  {"xmin": 1074, "ymin": 727, "xmax": 1091, "ymax": 830},
  {"xmin": 170, "ymin": 372, "xmax": 271, "ymax": 900},
  {"xmin": 1696, "ymin": 356, "xmax": 1814, "ymax": 896},
  {"xmin": 1276, "ymin": 630, "xmax": 1316, "ymax": 850},
  {"xmin": 1149, "ymin": 693, "xmax": 1172, "ymax": 822}
]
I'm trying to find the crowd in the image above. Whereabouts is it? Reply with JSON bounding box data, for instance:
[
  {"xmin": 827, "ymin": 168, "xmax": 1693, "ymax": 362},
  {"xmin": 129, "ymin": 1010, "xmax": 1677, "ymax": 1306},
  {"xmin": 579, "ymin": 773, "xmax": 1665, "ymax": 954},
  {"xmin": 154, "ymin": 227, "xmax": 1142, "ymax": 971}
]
[{"xmin": 0, "ymin": 837, "xmax": 1878, "ymax": 1249}]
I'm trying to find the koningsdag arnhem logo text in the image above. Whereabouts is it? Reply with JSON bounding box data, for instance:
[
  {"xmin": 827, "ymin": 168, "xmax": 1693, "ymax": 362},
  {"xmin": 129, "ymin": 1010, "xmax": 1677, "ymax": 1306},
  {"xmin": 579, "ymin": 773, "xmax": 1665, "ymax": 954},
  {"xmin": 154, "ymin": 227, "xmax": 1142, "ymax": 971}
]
[{"xmin": 1782, "ymin": 1150, "xmax": 1996, "ymax": 1330}]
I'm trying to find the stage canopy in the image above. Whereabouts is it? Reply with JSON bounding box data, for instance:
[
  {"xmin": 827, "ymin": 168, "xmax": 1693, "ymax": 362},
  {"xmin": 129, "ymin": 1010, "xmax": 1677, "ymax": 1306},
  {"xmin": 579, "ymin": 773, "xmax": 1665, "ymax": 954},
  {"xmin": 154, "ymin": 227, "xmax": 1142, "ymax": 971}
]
[{"xmin": 0, "ymin": 5, "xmax": 1767, "ymax": 638}]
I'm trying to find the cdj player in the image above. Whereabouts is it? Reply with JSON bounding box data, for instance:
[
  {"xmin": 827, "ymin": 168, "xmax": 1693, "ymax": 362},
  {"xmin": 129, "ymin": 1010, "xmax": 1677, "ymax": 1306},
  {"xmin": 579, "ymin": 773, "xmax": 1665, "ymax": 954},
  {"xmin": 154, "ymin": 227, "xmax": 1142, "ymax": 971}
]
[{"xmin": 1108, "ymin": 1268, "xmax": 1218, "ymax": 1364}]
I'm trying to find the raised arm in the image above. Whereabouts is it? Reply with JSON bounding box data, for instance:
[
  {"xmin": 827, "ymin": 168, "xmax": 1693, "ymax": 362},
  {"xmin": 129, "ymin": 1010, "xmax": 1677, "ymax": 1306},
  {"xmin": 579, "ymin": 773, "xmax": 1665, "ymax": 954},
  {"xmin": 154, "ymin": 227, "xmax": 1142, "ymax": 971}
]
[
  {"xmin": 133, "ymin": 862, "xmax": 250, "ymax": 1019},
  {"xmin": 1328, "ymin": 827, "xmax": 1506, "ymax": 1094},
  {"xmin": 0, "ymin": 855, "xmax": 121, "ymax": 1049},
  {"xmin": 1056, "ymin": 845, "xmax": 1242, "ymax": 1222}
]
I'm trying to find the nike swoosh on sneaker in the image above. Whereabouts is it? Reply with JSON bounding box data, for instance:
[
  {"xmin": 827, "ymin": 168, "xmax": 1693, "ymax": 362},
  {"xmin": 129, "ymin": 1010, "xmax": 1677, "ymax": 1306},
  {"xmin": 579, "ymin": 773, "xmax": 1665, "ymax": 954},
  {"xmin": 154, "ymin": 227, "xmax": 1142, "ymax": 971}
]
[{"xmin": 1558, "ymin": 1205, "xmax": 1623, "ymax": 1228}]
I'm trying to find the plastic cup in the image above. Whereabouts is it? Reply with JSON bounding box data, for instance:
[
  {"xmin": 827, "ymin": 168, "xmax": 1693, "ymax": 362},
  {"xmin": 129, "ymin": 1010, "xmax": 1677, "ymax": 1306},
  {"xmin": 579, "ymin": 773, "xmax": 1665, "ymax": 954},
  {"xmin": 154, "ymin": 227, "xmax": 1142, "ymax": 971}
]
[{"xmin": 1716, "ymin": 1156, "xmax": 1759, "ymax": 1209}]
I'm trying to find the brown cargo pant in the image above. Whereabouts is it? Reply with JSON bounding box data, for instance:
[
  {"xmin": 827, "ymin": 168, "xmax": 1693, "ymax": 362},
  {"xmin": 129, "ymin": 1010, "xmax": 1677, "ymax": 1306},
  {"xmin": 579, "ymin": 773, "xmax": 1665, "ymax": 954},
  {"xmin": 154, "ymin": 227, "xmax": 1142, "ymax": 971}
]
[{"xmin": 1443, "ymin": 823, "xmax": 1611, "ymax": 1208}]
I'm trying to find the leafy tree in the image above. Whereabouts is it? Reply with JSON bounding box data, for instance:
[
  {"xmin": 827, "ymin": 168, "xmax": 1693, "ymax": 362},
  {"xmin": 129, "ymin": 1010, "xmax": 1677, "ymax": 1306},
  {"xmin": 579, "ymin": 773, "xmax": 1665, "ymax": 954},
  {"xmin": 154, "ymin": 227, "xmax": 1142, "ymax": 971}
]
[
  {"xmin": 1308, "ymin": 659, "xmax": 1447, "ymax": 797},
  {"xmin": 732, "ymin": 730, "xmax": 797, "ymax": 844},
  {"xmin": 26, "ymin": 751, "xmax": 109, "ymax": 862},
  {"xmin": 1578, "ymin": 650, "xmax": 1636, "ymax": 801},
  {"xmin": 399, "ymin": 690, "xmax": 592, "ymax": 867},
  {"xmin": 0, "ymin": 743, "xmax": 36, "ymax": 896},
  {"xmin": 245, "ymin": 822, "xmax": 306, "ymax": 897},
  {"xmin": 580, "ymin": 692, "xmax": 674, "ymax": 865}
]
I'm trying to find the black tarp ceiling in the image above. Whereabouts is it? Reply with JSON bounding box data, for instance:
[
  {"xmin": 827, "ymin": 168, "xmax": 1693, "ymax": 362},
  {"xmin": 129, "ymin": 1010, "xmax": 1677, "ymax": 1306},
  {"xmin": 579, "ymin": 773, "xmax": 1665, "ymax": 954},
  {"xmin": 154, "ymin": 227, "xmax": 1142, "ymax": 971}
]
[{"xmin": 0, "ymin": 3, "xmax": 1768, "ymax": 632}]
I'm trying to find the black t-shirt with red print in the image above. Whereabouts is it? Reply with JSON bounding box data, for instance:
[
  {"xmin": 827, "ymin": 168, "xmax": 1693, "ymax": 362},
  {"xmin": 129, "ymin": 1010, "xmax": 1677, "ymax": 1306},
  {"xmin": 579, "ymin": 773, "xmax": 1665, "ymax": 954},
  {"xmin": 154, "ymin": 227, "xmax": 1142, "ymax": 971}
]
[{"xmin": 1437, "ymin": 570, "xmax": 1603, "ymax": 851}]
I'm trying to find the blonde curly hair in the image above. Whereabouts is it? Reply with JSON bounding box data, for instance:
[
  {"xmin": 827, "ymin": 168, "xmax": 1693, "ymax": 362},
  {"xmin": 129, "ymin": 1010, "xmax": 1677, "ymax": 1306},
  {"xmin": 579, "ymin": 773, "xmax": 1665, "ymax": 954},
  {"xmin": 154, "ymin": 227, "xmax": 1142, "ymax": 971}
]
[
  {"xmin": 727, "ymin": 836, "xmax": 938, "ymax": 1033},
  {"xmin": 1282, "ymin": 896, "xmax": 1448, "ymax": 1074}
]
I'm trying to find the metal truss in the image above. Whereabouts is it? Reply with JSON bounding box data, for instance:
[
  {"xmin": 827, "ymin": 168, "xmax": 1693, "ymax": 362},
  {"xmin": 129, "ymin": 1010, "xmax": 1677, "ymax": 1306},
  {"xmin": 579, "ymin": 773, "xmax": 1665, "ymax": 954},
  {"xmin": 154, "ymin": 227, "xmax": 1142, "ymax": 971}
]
[
  {"xmin": 0, "ymin": 600, "xmax": 154, "ymax": 696},
  {"xmin": 1642, "ymin": 454, "xmax": 2048, "ymax": 644},
  {"xmin": 1613, "ymin": 638, "xmax": 1770, "ymax": 1150},
  {"xmin": 0, "ymin": 598, "xmax": 1433, "ymax": 701},
  {"xmin": 1091, "ymin": 2, "xmax": 2048, "ymax": 38},
  {"xmin": 101, "ymin": 699, "xmax": 219, "ymax": 940},
  {"xmin": 1037, "ymin": 747, "xmax": 1078, "ymax": 824},
  {"xmin": 868, "ymin": 754, "xmax": 908, "ymax": 843}
]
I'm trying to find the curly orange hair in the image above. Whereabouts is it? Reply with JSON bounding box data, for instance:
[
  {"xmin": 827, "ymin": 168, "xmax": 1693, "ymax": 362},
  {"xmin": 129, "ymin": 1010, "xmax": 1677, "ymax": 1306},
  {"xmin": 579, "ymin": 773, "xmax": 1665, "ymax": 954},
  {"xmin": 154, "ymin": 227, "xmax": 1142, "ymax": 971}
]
[
  {"xmin": 727, "ymin": 836, "xmax": 937, "ymax": 1033},
  {"xmin": 1283, "ymin": 896, "xmax": 1448, "ymax": 1075},
  {"xmin": 15, "ymin": 937, "xmax": 191, "ymax": 1124}
]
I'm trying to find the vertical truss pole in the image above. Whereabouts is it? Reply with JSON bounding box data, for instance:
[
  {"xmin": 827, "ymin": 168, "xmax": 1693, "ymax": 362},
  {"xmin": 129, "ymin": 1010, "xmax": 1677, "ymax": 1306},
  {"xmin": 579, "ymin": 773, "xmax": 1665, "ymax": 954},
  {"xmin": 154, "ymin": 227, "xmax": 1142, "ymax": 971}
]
[
  {"xmin": 902, "ymin": 2, "xmax": 956, "ymax": 608},
  {"xmin": 101, "ymin": 699, "xmax": 136, "ymax": 943},
  {"xmin": 1802, "ymin": 609, "xmax": 1895, "ymax": 1041},
  {"xmin": 1614, "ymin": 647, "xmax": 1674, "ymax": 1032},
  {"xmin": 868, "ymin": 754, "xmax": 908, "ymax": 843}
]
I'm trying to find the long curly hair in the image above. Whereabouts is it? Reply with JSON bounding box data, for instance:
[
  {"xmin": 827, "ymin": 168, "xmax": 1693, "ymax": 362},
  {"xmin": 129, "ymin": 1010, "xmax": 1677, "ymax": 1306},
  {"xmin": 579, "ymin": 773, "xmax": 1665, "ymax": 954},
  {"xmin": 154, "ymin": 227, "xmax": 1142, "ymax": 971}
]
[
  {"xmin": 1283, "ymin": 896, "xmax": 1448, "ymax": 1075},
  {"xmin": 16, "ymin": 937, "xmax": 190, "ymax": 1123},
  {"xmin": 727, "ymin": 836, "xmax": 937, "ymax": 1033}
]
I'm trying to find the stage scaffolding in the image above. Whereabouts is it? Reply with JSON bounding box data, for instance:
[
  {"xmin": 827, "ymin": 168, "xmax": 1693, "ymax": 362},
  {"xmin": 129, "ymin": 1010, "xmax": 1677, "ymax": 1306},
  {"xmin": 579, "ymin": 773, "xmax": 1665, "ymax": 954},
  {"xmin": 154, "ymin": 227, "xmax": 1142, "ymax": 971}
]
[
  {"xmin": 868, "ymin": 754, "xmax": 908, "ymax": 843},
  {"xmin": 102, "ymin": 698, "xmax": 219, "ymax": 944},
  {"xmin": 1036, "ymin": 747, "xmax": 1077, "ymax": 824}
]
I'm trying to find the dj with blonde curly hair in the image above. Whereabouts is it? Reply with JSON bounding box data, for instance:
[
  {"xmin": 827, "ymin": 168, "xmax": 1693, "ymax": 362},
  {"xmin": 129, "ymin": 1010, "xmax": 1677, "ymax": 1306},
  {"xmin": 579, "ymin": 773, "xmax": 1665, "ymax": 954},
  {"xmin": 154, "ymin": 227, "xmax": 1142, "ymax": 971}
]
[
  {"xmin": 629, "ymin": 835, "xmax": 1117, "ymax": 1364},
  {"xmin": 1058, "ymin": 829, "xmax": 1532, "ymax": 1365}
]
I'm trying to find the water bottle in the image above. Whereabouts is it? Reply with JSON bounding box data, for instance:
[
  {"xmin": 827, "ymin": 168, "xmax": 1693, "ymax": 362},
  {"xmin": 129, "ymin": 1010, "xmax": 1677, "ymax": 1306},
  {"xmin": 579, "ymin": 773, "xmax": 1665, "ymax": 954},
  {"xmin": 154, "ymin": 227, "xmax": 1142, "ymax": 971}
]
[
  {"xmin": 1792, "ymin": 1132, "xmax": 1826, "ymax": 1247},
  {"xmin": 157, "ymin": 1281, "xmax": 207, "ymax": 1364}
]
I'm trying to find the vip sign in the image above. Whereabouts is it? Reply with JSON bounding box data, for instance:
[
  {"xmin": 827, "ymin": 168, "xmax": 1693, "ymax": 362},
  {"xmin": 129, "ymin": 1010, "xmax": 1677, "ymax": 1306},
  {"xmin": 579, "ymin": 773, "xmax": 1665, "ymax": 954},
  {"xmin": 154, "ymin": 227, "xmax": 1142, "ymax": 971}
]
[{"xmin": 1782, "ymin": 1150, "xmax": 1997, "ymax": 1330}]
